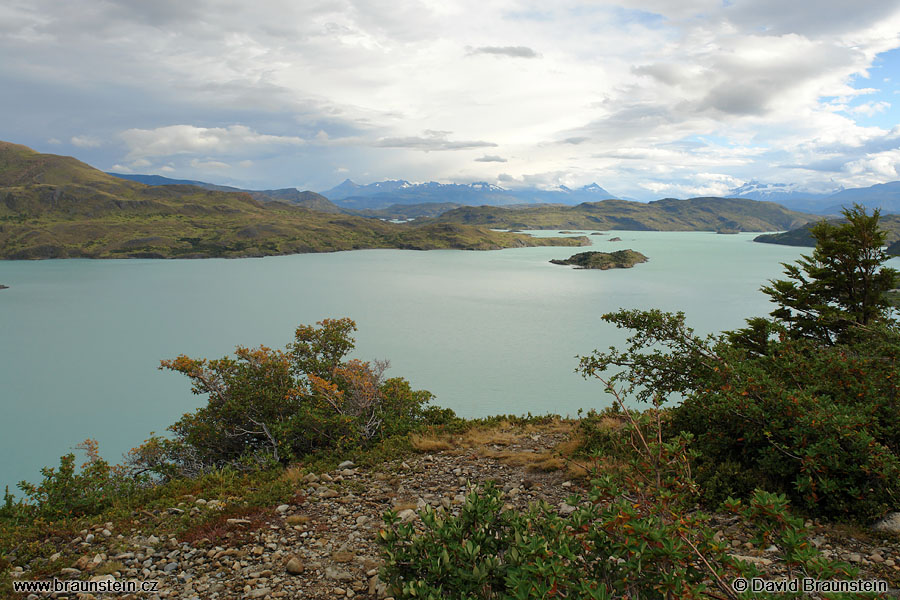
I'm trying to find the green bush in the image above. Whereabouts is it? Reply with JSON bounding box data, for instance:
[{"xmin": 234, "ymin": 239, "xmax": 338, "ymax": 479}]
[
  {"xmin": 576, "ymin": 208, "xmax": 900, "ymax": 520},
  {"xmin": 12, "ymin": 440, "xmax": 144, "ymax": 520}
]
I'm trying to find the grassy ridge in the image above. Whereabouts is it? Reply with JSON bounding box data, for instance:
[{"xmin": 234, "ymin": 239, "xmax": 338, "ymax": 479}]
[
  {"xmin": 0, "ymin": 142, "xmax": 586, "ymax": 259},
  {"xmin": 430, "ymin": 197, "xmax": 815, "ymax": 232}
]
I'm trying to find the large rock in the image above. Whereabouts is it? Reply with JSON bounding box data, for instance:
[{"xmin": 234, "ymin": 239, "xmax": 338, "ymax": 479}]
[
  {"xmin": 872, "ymin": 511, "xmax": 900, "ymax": 533},
  {"xmin": 285, "ymin": 556, "xmax": 305, "ymax": 575}
]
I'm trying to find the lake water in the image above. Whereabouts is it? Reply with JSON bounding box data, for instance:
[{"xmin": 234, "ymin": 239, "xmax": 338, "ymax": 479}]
[{"xmin": 1, "ymin": 231, "xmax": 868, "ymax": 492}]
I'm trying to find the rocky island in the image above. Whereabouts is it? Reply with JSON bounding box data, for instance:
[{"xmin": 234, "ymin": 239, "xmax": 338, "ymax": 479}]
[
  {"xmin": 550, "ymin": 249, "xmax": 648, "ymax": 269},
  {"xmin": 0, "ymin": 284, "xmax": 7, "ymax": 290}
]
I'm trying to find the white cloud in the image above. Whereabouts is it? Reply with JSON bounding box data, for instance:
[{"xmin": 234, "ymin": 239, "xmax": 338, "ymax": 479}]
[
  {"xmin": 848, "ymin": 101, "xmax": 891, "ymax": 117},
  {"xmin": 70, "ymin": 135, "xmax": 101, "ymax": 148},
  {"xmin": 190, "ymin": 158, "xmax": 231, "ymax": 170},
  {"xmin": 4, "ymin": 0, "xmax": 900, "ymax": 196},
  {"xmin": 119, "ymin": 125, "xmax": 304, "ymax": 159}
]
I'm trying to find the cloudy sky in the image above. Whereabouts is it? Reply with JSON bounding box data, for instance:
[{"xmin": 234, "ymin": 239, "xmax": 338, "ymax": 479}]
[{"xmin": 3, "ymin": 0, "xmax": 900, "ymax": 200}]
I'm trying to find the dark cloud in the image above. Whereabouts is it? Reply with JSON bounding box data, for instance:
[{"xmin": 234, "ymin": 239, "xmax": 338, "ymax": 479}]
[
  {"xmin": 474, "ymin": 155, "xmax": 507, "ymax": 162},
  {"xmin": 467, "ymin": 46, "xmax": 540, "ymax": 58},
  {"xmin": 725, "ymin": 0, "xmax": 900, "ymax": 37}
]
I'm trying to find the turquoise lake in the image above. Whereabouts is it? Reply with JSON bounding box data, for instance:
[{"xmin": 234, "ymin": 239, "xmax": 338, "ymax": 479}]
[{"xmin": 4, "ymin": 231, "xmax": 882, "ymax": 491}]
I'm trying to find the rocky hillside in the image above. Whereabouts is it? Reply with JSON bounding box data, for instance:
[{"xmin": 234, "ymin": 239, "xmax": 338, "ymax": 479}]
[{"xmin": 7, "ymin": 420, "xmax": 898, "ymax": 600}]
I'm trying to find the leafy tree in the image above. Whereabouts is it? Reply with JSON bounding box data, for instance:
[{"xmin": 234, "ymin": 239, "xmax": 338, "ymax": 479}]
[{"xmin": 761, "ymin": 204, "xmax": 897, "ymax": 345}]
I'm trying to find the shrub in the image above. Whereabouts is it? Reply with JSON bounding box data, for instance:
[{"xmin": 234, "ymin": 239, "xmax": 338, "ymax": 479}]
[
  {"xmin": 141, "ymin": 318, "xmax": 449, "ymax": 476},
  {"xmin": 580, "ymin": 310, "xmax": 900, "ymax": 520},
  {"xmin": 13, "ymin": 440, "xmax": 143, "ymax": 520}
]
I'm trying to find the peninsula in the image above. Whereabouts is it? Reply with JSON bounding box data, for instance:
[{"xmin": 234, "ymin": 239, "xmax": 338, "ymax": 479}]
[{"xmin": 0, "ymin": 142, "xmax": 587, "ymax": 259}]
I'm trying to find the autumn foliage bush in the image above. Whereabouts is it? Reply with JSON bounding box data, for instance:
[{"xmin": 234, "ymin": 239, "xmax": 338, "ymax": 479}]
[{"xmin": 133, "ymin": 318, "xmax": 454, "ymax": 477}]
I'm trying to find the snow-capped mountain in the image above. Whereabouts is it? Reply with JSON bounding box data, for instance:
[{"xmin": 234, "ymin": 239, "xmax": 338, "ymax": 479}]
[
  {"xmin": 728, "ymin": 181, "xmax": 839, "ymax": 213},
  {"xmin": 319, "ymin": 180, "xmax": 619, "ymax": 210}
]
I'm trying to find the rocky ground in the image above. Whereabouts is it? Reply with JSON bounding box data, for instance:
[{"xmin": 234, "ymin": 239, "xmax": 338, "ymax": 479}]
[{"xmin": 10, "ymin": 421, "xmax": 900, "ymax": 599}]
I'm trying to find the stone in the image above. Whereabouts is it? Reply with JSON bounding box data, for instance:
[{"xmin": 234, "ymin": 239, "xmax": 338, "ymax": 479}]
[
  {"xmin": 332, "ymin": 551, "xmax": 354, "ymax": 563},
  {"xmin": 85, "ymin": 534, "xmax": 95, "ymax": 543},
  {"xmin": 369, "ymin": 574, "xmax": 387, "ymax": 597},
  {"xmin": 356, "ymin": 515, "xmax": 370, "ymax": 527},
  {"xmin": 558, "ymin": 503, "xmax": 576, "ymax": 516},
  {"xmin": 848, "ymin": 553, "xmax": 862, "ymax": 563},
  {"xmin": 319, "ymin": 488, "xmax": 340, "ymax": 499},
  {"xmin": 873, "ymin": 512, "xmax": 900, "ymax": 534},
  {"xmin": 285, "ymin": 557, "xmax": 304, "ymax": 575},
  {"xmin": 397, "ymin": 509, "xmax": 416, "ymax": 523},
  {"xmin": 325, "ymin": 566, "xmax": 353, "ymax": 581},
  {"xmin": 247, "ymin": 588, "xmax": 272, "ymax": 598},
  {"xmin": 276, "ymin": 504, "xmax": 290, "ymax": 513},
  {"xmin": 338, "ymin": 460, "xmax": 355, "ymax": 469}
]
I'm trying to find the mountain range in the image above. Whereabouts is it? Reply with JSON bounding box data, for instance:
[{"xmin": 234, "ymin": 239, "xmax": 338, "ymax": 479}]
[
  {"xmin": 428, "ymin": 197, "xmax": 813, "ymax": 233},
  {"xmin": 727, "ymin": 180, "xmax": 900, "ymax": 215},
  {"xmin": 319, "ymin": 179, "xmax": 619, "ymax": 209},
  {"xmin": 107, "ymin": 172, "xmax": 900, "ymax": 218}
]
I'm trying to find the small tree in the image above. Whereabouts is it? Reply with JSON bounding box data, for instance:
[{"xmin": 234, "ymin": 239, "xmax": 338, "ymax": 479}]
[{"xmin": 762, "ymin": 204, "xmax": 898, "ymax": 345}]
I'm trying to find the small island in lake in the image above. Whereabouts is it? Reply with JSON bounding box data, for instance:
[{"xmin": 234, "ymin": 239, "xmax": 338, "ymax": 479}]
[
  {"xmin": 550, "ymin": 249, "xmax": 648, "ymax": 270},
  {"xmin": 0, "ymin": 284, "xmax": 8, "ymax": 290}
]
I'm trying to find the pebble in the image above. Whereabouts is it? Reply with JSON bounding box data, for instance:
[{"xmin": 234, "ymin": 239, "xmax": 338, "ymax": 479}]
[{"xmin": 285, "ymin": 557, "xmax": 304, "ymax": 575}]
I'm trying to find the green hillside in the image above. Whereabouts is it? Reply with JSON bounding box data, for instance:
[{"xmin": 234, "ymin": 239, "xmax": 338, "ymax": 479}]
[
  {"xmin": 431, "ymin": 197, "xmax": 815, "ymax": 232},
  {"xmin": 754, "ymin": 214, "xmax": 900, "ymax": 255},
  {"xmin": 0, "ymin": 142, "xmax": 586, "ymax": 259}
]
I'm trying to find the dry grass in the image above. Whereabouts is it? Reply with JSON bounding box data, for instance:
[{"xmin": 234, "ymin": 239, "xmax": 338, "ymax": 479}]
[
  {"xmin": 280, "ymin": 465, "xmax": 307, "ymax": 485},
  {"xmin": 409, "ymin": 418, "xmax": 587, "ymax": 475},
  {"xmin": 408, "ymin": 435, "xmax": 453, "ymax": 452},
  {"xmin": 94, "ymin": 561, "xmax": 125, "ymax": 576}
]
